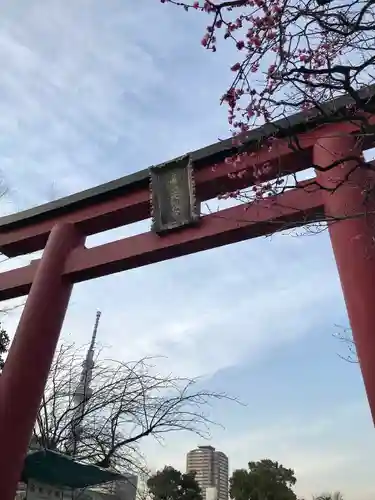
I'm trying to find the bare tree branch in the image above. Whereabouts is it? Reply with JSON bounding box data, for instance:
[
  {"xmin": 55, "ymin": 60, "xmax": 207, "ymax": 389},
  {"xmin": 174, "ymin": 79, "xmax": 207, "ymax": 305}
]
[
  {"xmin": 33, "ymin": 343, "xmax": 239, "ymax": 475},
  {"xmin": 333, "ymin": 326, "xmax": 359, "ymax": 364}
]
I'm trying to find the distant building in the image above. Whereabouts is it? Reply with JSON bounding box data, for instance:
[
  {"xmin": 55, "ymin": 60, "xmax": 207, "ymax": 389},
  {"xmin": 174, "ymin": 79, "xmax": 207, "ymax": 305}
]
[{"xmin": 186, "ymin": 446, "xmax": 228, "ymax": 500}]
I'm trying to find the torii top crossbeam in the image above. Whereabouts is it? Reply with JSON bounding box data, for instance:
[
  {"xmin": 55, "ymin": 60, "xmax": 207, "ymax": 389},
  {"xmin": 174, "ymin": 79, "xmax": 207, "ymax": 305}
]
[{"xmin": 1, "ymin": 89, "xmax": 373, "ymax": 301}]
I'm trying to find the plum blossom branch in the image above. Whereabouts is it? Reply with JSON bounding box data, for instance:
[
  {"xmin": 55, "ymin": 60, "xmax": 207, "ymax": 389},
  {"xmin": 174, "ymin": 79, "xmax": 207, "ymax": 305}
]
[{"xmin": 161, "ymin": 0, "xmax": 375, "ymax": 216}]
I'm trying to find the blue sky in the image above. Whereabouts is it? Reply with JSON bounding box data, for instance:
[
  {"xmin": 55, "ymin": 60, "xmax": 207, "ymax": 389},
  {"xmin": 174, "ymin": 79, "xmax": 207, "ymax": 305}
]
[{"xmin": 0, "ymin": 1, "xmax": 374, "ymax": 498}]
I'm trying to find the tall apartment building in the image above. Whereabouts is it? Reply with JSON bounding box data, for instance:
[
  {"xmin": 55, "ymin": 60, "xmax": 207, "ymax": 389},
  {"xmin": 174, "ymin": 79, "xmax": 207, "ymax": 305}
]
[{"xmin": 186, "ymin": 446, "xmax": 229, "ymax": 500}]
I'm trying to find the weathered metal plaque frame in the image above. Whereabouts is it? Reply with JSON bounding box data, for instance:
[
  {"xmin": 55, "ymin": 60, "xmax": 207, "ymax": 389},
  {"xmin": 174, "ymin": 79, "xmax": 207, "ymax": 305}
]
[{"xmin": 150, "ymin": 154, "xmax": 200, "ymax": 234}]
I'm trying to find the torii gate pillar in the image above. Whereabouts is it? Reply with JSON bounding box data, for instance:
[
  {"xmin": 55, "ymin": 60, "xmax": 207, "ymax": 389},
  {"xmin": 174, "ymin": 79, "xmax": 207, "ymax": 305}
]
[
  {"xmin": 0, "ymin": 223, "xmax": 85, "ymax": 500},
  {"xmin": 315, "ymin": 134, "xmax": 375, "ymax": 418}
]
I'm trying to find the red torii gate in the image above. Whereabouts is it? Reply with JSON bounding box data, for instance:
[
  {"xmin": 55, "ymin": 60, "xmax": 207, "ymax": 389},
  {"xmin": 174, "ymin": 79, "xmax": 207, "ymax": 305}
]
[{"xmin": 1, "ymin": 93, "xmax": 375, "ymax": 499}]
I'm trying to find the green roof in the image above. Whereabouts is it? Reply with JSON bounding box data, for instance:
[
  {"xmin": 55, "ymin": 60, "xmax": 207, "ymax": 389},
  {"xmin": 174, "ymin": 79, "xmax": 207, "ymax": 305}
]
[{"xmin": 21, "ymin": 450, "xmax": 124, "ymax": 489}]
